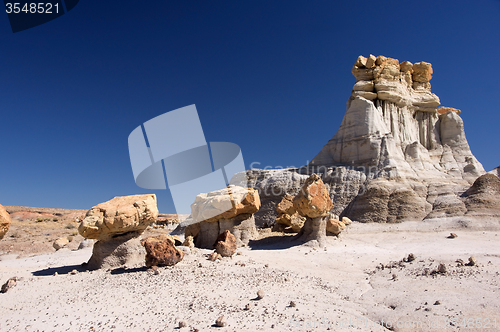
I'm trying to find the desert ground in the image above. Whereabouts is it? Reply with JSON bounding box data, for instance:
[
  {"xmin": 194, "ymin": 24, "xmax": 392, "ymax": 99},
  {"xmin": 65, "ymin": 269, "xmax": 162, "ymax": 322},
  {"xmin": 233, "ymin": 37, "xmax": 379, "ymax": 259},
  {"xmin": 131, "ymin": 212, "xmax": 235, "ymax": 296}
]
[{"xmin": 1, "ymin": 208, "xmax": 499, "ymax": 332}]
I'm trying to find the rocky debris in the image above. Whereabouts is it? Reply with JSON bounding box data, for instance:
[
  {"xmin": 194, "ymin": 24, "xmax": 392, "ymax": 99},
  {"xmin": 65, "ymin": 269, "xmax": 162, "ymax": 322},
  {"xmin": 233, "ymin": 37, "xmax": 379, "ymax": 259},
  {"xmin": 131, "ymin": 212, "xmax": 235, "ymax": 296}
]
[
  {"xmin": 456, "ymin": 259, "xmax": 465, "ymax": 267},
  {"xmin": 0, "ymin": 204, "xmax": 11, "ymax": 240},
  {"xmin": 214, "ymin": 230, "xmax": 237, "ymax": 257},
  {"xmin": 326, "ymin": 217, "xmax": 346, "ymax": 235},
  {"xmin": 187, "ymin": 186, "xmax": 260, "ymax": 249},
  {"xmin": 273, "ymin": 194, "xmax": 305, "ymax": 233},
  {"xmin": 1, "ymin": 277, "xmax": 18, "ymax": 293},
  {"xmin": 434, "ymin": 300, "xmax": 441, "ymax": 305},
  {"xmin": 405, "ymin": 253, "xmax": 416, "ymax": 262},
  {"xmin": 182, "ymin": 235, "xmax": 195, "ymax": 249},
  {"xmin": 244, "ymin": 303, "xmax": 251, "ymax": 310},
  {"xmin": 178, "ymin": 320, "xmax": 187, "ymax": 328},
  {"xmin": 437, "ymin": 263, "xmax": 447, "ymax": 274},
  {"xmin": 289, "ymin": 301, "xmax": 296, "ymax": 307},
  {"xmin": 462, "ymin": 174, "xmax": 500, "ymax": 217},
  {"xmin": 257, "ymin": 289, "xmax": 265, "ymax": 299},
  {"xmin": 79, "ymin": 195, "xmax": 159, "ymax": 270},
  {"xmin": 467, "ymin": 256, "xmax": 477, "ymax": 266},
  {"xmin": 215, "ymin": 316, "xmax": 227, "ymax": 327},
  {"xmin": 208, "ymin": 252, "xmax": 222, "ymax": 261},
  {"xmin": 53, "ymin": 237, "xmax": 69, "ymax": 250},
  {"xmin": 141, "ymin": 234, "xmax": 185, "ymax": 267},
  {"xmin": 293, "ymin": 174, "xmax": 333, "ymax": 247},
  {"xmin": 448, "ymin": 233, "xmax": 458, "ymax": 239}
]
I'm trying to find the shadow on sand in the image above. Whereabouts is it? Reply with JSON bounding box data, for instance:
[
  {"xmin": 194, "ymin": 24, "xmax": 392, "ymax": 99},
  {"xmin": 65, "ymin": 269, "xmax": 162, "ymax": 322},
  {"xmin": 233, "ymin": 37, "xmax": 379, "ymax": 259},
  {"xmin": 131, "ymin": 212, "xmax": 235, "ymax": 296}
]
[
  {"xmin": 248, "ymin": 234, "xmax": 299, "ymax": 250},
  {"xmin": 32, "ymin": 264, "xmax": 86, "ymax": 276}
]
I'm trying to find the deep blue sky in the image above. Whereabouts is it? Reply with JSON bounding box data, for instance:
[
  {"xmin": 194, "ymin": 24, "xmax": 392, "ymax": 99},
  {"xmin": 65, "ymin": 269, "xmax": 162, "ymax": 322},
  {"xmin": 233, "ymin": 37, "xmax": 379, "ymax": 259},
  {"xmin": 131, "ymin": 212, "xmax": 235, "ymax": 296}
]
[{"xmin": 0, "ymin": 1, "xmax": 499, "ymax": 213}]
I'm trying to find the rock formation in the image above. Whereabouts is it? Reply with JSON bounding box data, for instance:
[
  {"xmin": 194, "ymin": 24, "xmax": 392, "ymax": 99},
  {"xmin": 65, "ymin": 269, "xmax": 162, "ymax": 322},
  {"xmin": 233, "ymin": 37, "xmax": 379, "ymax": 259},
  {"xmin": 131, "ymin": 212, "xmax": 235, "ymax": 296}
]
[
  {"xmin": 488, "ymin": 166, "xmax": 500, "ymax": 178},
  {"xmin": 246, "ymin": 55, "xmax": 489, "ymax": 224},
  {"xmin": 187, "ymin": 186, "xmax": 260, "ymax": 248},
  {"xmin": 326, "ymin": 216, "xmax": 351, "ymax": 236},
  {"xmin": 0, "ymin": 204, "xmax": 11, "ymax": 240},
  {"xmin": 214, "ymin": 230, "xmax": 237, "ymax": 257},
  {"xmin": 78, "ymin": 194, "xmax": 158, "ymax": 270},
  {"xmin": 273, "ymin": 194, "xmax": 305, "ymax": 233},
  {"xmin": 461, "ymin": 174, "xmax": 500, "ymax": 217},
  {"xmin": 142, "ymin": 234, "xmax": 185, "ymax": 267},
  {"xmin": 293, "ymin": 174, "xmax": 333, "ymax": 246}
]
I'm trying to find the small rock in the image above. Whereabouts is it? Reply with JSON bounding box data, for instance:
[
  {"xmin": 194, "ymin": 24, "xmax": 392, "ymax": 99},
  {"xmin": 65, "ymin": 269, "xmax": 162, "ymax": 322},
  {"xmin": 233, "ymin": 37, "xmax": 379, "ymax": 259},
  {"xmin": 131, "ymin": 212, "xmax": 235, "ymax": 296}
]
[
  {"xmin": 448, "ymin": 233, "xmax": 458, "ymax": 239},
  {"xmin": 467, "ymin": 256, "xmax": 477, "ymax": 266},
  {"xmin": 236, "ymin": 251, "xmax": 242, "ymax": 255},
  {"xmin": 53, "ymin": 272, "xmax": 58, "ymax": 276},
  {"xmin": 289, "ymin": 301, "xmax": 296, "ymax": 307},
  {"xmin": 456, "ymin": 259, "xmax": 465, "ymax": 266},
  {"xmin": 392, "ymin": 274, "xmax": 398, "ymax": 280},
  {"xmin": 434, "ymin": 300, "xmax": 441, "ymax": 305},
  {"xmin": 69, "ymin": 269, "xmax": 78, "ymax": 275},
  {"xmin": 264, "ymin": 264, "xmax": 269, "ymax": 268},
  {"xmin": 438, "ymin": 263, "xmax": 447, "ymax": 274},
  {"xmin": 244, "ymin": 303, "xmax": 251, "ymax": 311},
  {"xmin": 214, "ymin": 230, "xmax": 237, "ymax": 257},
  {"xmin": 151, "ymin": 266, "xmax": 160, "ymax": 275},
  {"xmin": 53, "ymin": 237, "xmax": 69, "ymax": 250},
  {"xmin": 257, "ymin": 289, "xmax": 265, "ymax": 299},
  {"xmin": 208, "ymin": 252, "xmax": 221, "ymax": 261},
  {"xmin": 1, "ymin": 277, "xmax": 18, "ymax": 293},
  {"xmin": 406, "ymin": 253, "xmax": 415, "ymax": 262},
  {"xmin": 215, "ymin": 316, "xmax": 227, "ymax": 327},
  {"xmin": 178, "ymin": 320, "xmax": 188, "ymax": 328}
]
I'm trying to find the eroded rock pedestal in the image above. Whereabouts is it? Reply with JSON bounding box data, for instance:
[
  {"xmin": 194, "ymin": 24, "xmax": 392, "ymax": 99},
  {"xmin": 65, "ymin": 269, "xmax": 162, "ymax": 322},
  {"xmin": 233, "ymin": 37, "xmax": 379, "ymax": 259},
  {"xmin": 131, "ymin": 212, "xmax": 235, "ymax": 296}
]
[
  {"xmin": 79, "ymin": 194, "xmax": 158, "ymax": 270},
  {"xmin": 187, "ymin": 186, "xmax": 260, "ymax": 249},
  {"xmin": 293, "ymin": 174, "xmax": 333, "ymax": 247}
]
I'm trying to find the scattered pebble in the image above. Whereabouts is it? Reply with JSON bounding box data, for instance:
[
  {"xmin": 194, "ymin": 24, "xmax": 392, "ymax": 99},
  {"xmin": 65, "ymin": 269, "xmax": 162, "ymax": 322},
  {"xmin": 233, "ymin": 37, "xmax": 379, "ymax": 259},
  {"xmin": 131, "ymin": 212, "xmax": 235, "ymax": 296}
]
[
  {"xmin": 289, "ymin": 301, "xmax": 296, "ymax": 307},
  {"xmin": 1, "ymin": 277, "xmax": 18, "ymax": 293},
  {"xmin": 434, "ymin": 300, "xmax": 441, "ymax": 305},
  {"xmin": 244, "ymin": 303, "xmax": 251, "ymax": 311},
  {"xmin": 438, "ymin": 263, "xmax": 447, "ymax": 274},
  {"xmin": 448, "ymin": 233, "xmax": 458, "ymax": 239},
  {"xmin": 178, "ymin": 320, "xmax": 187, "ymax": 328},
  {"xmin": 406, "ymin": 253, "xmax": 415, "ymax": 262},
  {"xmin": 215, "ymin": 316, "xmax": 227, "ymax": 327},
  {"xmin": 467, "ymin": 256, "xmax": 477, "ymax": 266},
  {"xmin": 257, "ymin": 289, "xmax": 265, "ymax": 300},
  {"xmin": 70, "ymin": 269, "xmax": 78, "ymax": 275}
]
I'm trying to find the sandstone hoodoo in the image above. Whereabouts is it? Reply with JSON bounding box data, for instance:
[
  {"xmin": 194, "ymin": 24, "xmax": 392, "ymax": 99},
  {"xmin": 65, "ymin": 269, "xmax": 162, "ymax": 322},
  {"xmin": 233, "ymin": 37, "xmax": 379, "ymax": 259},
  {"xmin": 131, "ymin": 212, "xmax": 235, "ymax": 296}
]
[
  {"xmin": 246, "ymin": 54, "xmax": 489, "ymax": 224},
  {"xmin": 293, "ymin": 174, "xmax": 333, "ymax": 246},
  {"xmin": 142, "ymin": 234, "xmax": 185, "ymax": 267},
  {"xmin": 78, "ymin": 194, "xmax": 159, "ymax": 270},
  {"xmin": 0, "ymin": 204, "xmax": 11, "ymax": 240},
  {"xmin": 187, "ymin": 185, "xmax": 260, "ymax": 249}
]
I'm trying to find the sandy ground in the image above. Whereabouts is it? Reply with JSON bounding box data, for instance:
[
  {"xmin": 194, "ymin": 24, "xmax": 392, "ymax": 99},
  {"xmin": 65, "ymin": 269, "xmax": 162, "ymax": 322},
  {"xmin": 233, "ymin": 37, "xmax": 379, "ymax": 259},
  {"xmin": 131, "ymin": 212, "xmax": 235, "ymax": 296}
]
[{"xmin": 1, "ymin": 218, "xmax": 500, "ymax": 332}]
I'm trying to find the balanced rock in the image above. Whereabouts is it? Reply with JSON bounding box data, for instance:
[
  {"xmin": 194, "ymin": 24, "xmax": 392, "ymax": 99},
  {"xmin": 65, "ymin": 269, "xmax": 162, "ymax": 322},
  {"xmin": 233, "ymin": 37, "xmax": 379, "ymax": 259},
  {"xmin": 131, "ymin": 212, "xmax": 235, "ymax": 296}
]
[
  {"xmin": 79, "ymin": 194, "xmax": 159, "ymax": 270},
  {"xmin": 274, "ymin": 194, "xmax": 305, "ymax": 233},
  {"xmin": 214, "ymin": 230, "xmax": 237, "ymax": 257},
  {"xmin": 0, "ymin": 204, "xmax": 11, "ymax": 240},
  {"xmin": 187, "ymin": 186, "xmax": 260, "ymax": 249},
  {"xmin": 293, "ymin": 174, "xmax": 333, "ymax": 218},
  {"xmin": 142, "ymin": 234, "xmax": 185, "ymax": 267},
  {"xmin": 293, "ymin": 174, "xmax": 333, "ymax": 247}
]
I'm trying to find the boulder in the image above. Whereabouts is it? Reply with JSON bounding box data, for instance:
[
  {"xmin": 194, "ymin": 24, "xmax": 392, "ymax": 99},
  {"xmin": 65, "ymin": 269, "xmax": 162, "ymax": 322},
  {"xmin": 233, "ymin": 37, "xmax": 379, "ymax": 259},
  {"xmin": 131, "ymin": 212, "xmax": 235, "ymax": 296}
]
[
  {"xmin": 293, "ymin": 174, "xmax": 333, "ymax": 218},
  {"xmin": 0, "ymin": 204, "xmax": 11, "ymax": 240},
  {"xmin": 53, "ymin": 237, "xmax": 69, "ymax": 250},
  {"xmin": 274, "ymin": 194, "xmax": 306, "ymax": 233},
  {"xmin": 326, "ymin": 218, "xmax": 346, "ymax": 235},
  {"xmin": 187, "ymin": 186, "xmax": 259, "ymax": 249},
  {"xmin": 79, "ymin": 194, "xmax": 158, "ymax": 241},
  {"xmin": 79, "ymin": 194, "xmax": 159, "ymax": 270},
  {"xmin": 412, "ymin": 61, "xmax": 433, "ymax": 83},
  {"xmin": 214, "ymin": 230, "xmax": 237, "ymax": 257},
  {"xmin": 142, "ymin": 234, "xmax": 185, "ymax": 267}
]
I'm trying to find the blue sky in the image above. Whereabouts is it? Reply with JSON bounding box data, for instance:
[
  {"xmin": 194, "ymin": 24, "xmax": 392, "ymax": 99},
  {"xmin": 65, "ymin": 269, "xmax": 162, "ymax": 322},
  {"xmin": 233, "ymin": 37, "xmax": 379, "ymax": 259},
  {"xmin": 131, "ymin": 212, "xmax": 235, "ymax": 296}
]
[{"xmin": 0, "ymin": 1, "xmax": 499, "ymax": 213}]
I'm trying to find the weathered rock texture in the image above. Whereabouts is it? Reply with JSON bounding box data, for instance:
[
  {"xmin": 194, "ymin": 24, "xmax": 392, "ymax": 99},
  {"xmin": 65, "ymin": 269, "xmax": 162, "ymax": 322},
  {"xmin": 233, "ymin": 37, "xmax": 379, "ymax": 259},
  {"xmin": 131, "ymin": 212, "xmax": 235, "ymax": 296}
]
[
  {"xmin": 142, "ymin": 234, "xmax": 185, "ymax": 267},
  {"xmin": 214, "ymin": 230, "xmax": 237, "ymax": 257},
  {"xmin": 273, "ymin": 194, "xmax": 305, "ymax": 233},
  {"xmin": 245, "ymin": 55, "xmax": 489, "ymax": 224},
  {"xmin": 187, "ymin": 186, "xmax": 260, "ymax": 248},
  {"xmin": 488, "ymin": 167, "xmax": 500, "ymax": 178},
  {"xmin": 462, "ymin": 174, "xmax": 500, "ymax": 217},
  {"xmin": 79, "ymin": 194, "xmax": 159, "ymax": 269},
  {"xmin": 0, "ymin": 204, "xmax": 11, "ymax": 240},
  {"xmin": 293, "ymin": 174, "xmax": 333, "ymax": 246}
]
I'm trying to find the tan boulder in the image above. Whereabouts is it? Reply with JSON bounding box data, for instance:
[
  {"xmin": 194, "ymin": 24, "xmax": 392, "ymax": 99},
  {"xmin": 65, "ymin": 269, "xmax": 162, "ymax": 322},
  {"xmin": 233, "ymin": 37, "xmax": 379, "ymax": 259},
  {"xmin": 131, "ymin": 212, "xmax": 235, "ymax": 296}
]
[
  {"xmin": 142, "ymin": 234, "xmax": 185, "ymax": 267},
  {"xmin": 342, "ymin": 216, "xmax": 352, "ymax": 225},
  {"xmin": 399, "ymin": 60, "xmax": 413, "ymax": 73},
  {"xmin": 0, "ymin": 204, "xmax": 11, "ymax": 240},
  {"xmin": 53, "ymin": 237, "xmax": 69, "ymax": 250},
  {"xmin": 214, "ymin": 230, "xmax": 237, "ymax": 257},
  {"xmin": 355, "ymin": 55, "xmax": 367, "ymax": 68},
  {"xmin": 182, "ymin": 235, "xmax": 195, "ymax": 248},
  {"xmin": 326, "ymin": 219, "xmax": 346, "ymax": 235},
  {"xmin": 293, "ymin": 174, "xmax": 333, "ymax": 218},
  {"xmin": 275, "ymin": 194, "xmax": 305, "ymax": 233},
  {"xmin": 412, "ymin": 61, "xmax": 433, "ymax": 82},
  {"xmin": 437, "ymin": 106, "xmax": 461, "ymax": 115},
  {"xmin": 365, "ymin": 54, "xmax": 376, "ymax": 69},
  {"xmin": 79, "ymin": 194, "xmax": 158, "ymax": 241},
  {"xmin": 191, "ymin": 186, "xmax": 260, "ymax": 223}
]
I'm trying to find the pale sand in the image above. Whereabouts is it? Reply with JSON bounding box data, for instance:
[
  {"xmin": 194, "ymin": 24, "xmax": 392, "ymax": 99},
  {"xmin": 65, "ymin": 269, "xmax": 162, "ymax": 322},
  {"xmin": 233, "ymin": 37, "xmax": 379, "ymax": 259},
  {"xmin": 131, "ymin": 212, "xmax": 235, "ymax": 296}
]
[{"xmin": 1, "ymin": 219, "xmax": 499, "ymax": 332}]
